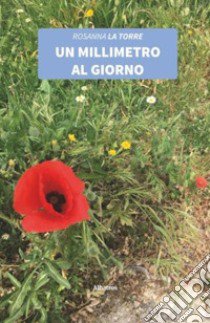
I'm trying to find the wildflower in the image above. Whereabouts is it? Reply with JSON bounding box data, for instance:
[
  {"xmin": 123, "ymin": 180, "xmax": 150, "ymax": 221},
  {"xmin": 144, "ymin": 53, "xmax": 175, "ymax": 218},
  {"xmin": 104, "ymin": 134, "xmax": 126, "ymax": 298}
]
[
  {"xmin": 146, "ymin": 96, "xmax": 157, "ymax": 104},
  {"xmin": 75, "ymin": 95, "xmax": 85, "ymax": 103},
  {"xmin": 108, "ymin": 149, "xmax": 117, "ymax": 156},
  {"xmin": 16, "ymin": 9, "xmax": 24, "ymax": 14},
  {"xmin": 13, "ymin": 160, "xmax": 90, "ymax": 233},
  {"xmin": 84, "ymin": 9, "xmax": 94, "ymax": 18},
  {"xmin": 51, "ymin": 140, "xmax": 57, "ymax": 146},
  {"xmin": 122, "ymin": 14, "xmax": 127, "ymax": 22},
  {"xmin": 81, "ymin": 86, "xmax": 88, "ymax": 91},
  {"xmin": 181, "ymin": 7, "xmax": 190, "ymax": 17},
  {"xmin": 121, "ymin": 140, "xmax": 131, "ymax": 150},
  {"xmin": 1, "ymin": 233, "xmax": 10, "ymax": 240},
  {"xmin": 68, "ymin": 134, "xmax": 76, "ymax": 142},
  {"xmin": 49, "ymin": 19, "xmax": 63, "ymax": 27},
  {"xmin": 25, "ymin": 18, "xmax": 32, "ymax": 23},
  {"xmin": 195, "ymin": 177, "xmax": 208, "ymax": 189},
  {"xmin": 188, "ymin": 30, "xmax": 193, "ymax": 36},
  {"xmin": 8, "ymin": 159, "xmax": 15, "ymax": 167}
]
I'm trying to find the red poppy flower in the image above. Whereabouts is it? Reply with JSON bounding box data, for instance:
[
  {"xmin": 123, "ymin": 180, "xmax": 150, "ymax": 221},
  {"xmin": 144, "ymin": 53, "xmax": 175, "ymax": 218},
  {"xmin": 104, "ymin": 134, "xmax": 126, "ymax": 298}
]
[
  {"xmin": 13, "ymin": 160, "xmax": 90, "ymax": 233},
  {"xmin": 195, "ymin": 176, "xmax": 208, "ymax": 189}
]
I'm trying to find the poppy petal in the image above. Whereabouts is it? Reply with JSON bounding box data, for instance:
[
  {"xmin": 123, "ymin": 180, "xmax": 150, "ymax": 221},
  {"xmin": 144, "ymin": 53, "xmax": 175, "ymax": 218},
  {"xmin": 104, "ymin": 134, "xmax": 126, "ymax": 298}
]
[
  {"xmin": 21, "ymin": 197, "xmax": 89, "ymax": 233},
  {"xmin": 21, "ymin": 211, "xmax": 71, "ymax": 233},
  {"xmin": 69, "ymin": 195, "xmax": 90, "ymax": 223},
  {"xmin": 13, "ymin": 164, "xmax": 41, "ymax": 215},
  {"xmin": 40, "ymin": 161, "xmax": 85, "ymax": 194}
]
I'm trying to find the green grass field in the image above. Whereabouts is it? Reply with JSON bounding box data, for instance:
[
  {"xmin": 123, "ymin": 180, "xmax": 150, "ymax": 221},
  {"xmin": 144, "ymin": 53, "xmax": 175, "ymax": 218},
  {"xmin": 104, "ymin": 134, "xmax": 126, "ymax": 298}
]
[{"xmin": 0, "ymin": 0, "xmax": 210, "ymax": 321}]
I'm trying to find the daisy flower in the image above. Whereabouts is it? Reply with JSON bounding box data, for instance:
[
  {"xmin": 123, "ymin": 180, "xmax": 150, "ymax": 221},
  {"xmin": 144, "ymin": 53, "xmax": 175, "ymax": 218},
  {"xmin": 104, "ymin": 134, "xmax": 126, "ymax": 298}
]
[
  {"xmin": 81, "ymin": 86, "xmax": 88, "ymax": 91},
  {"xmin": 146, "ymin": 96, "xmax": 157, "ymax": 105},
  {"xmin": 75, "ymin": 95, "xmax": 85, "ymax": 103},
  {"xmin": 16, "ymin": 9, "xmax": 24, "ymax": 14},
  {"xmin": 1, "ymin": 233, "xmax": 10, "ymax": 240}
]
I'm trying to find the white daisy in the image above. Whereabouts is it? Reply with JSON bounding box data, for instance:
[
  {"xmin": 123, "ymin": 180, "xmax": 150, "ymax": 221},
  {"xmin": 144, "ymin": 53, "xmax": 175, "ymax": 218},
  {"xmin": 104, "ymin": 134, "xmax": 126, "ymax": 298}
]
[
  {"xmin": 1, "ymin": 233, "xmax": 10, "ymax": 240},
  {"xmin": 146, "ymin": 95, "xmax": 157, "ymax": 105},
  {"xmin": 75, "ymin": 95, "xmax": 86, "ymax": 103},
  {"xmin": 16, "ymin": 9, "xmax": 24, "ymax": 14},
  {"xmin": 81, "ymin": 86, "xmax": 88, "ymax": 91}
]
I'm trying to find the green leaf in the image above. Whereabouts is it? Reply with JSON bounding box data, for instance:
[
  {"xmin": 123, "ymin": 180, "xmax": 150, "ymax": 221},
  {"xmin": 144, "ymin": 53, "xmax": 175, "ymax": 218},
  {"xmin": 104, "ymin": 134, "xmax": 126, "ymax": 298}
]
[
  {"xmin": 31, "ymin": 294, "xmax": 42, "ymax": 310},
  {"xmin": 0, "ymin": 291, "xmax": 14, "ymax": 309},
  {"xmin": 35, "ymin": 272, "xmax": 50, "ymax": 290},
  {"xmin": 55, "ymin": 260, "xmax": 71, "ymax": 270},
  {"xmin": 18, "ymin": 248, "xmax": 25, "ymax": 260},
  {"xmin": 44, "ymin": 260, "xmax": 70, "ymax": 289},
  {"xmin": 9, "ymin": 265, "xmax": 40, "ymax": 315},
  {"xmin": 29, "ymin": 126, "xmax": 40, "ymax": 138},
  {"xmin": 5, "ymin": 272, "xmax": 21, "ymax": 288},
  {"xmin": 39, "ymin": 308, "xmax": 48, "ymax": 323},
  {"xmin": 4, "ymin": 305, "xmax": 24, "ymax": 323},
  {"xmin": 9, "ymin": 284, "xmax": 30, "ymax": 315},
  {"xmin": 25, "ymin": 294, "xmax": 32, "ymax": 318},
  {"xmin": 39, "ymin": 80, "xmax": 51, "ymax": 94},
  {"xmin": 120, "ymin": 216, "xmax": 133, "ymax": 227}
]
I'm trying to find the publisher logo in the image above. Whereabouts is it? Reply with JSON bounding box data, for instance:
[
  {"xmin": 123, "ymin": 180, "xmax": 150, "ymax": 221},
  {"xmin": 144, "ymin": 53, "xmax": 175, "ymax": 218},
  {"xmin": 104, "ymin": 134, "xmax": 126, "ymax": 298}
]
[{"xmin": 144, "ymin": 254, "xmax": 210, "ymax": 322}]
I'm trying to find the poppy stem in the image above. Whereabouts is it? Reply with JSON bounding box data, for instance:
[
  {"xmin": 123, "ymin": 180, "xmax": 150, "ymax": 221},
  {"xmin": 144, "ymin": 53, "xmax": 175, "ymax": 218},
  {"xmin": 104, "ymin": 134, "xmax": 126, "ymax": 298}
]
[{"xmin": 0, "ymin": 213, "xmax": 22, "ymax": 231}]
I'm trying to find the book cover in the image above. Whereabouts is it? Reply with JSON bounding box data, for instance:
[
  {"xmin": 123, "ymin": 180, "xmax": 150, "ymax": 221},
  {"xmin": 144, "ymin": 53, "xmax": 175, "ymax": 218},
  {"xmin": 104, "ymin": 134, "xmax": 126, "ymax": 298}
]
[{"xmin": 0, "ymin": 1, "xmax": 209, "ymax": 322}]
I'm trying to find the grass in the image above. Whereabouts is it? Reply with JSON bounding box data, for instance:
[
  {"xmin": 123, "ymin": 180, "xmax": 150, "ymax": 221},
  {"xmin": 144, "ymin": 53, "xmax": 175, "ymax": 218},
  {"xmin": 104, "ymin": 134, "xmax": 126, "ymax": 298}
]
[{"xmin": 0, "ymin": 0, "xmax": 210, "ymax": 321}]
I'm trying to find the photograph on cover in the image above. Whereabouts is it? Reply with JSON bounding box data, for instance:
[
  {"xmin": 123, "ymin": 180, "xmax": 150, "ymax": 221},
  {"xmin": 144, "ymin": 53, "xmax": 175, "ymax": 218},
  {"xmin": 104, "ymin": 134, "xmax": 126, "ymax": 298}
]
[{"xmin": 0, "ymin": 1, "xmax": 209, "ymax": 322}]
